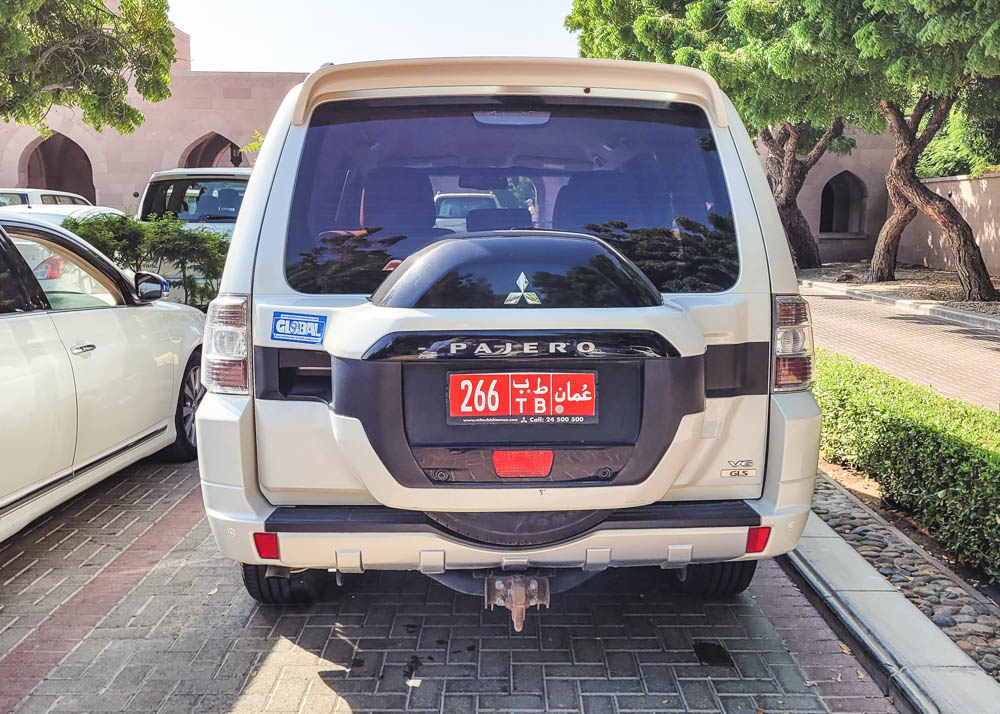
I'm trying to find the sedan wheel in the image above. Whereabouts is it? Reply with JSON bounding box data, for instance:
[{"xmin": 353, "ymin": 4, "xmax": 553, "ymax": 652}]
[
  {"xmin": 181, "ymin": 364, "xmax": 205, "ymax": 449},
  {"xmin": 163, "ymin": 351, "xmax": 203, "ymax": 462}
]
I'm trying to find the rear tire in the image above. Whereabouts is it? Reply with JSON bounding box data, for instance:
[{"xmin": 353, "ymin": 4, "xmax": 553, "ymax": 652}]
[
  {"xmin": 241, "ymin": 564, "xmax": 317, "ymax": 604},
  {"xmin": 425, "ymin": 509, "xmax": 613, "ymax": 546},
  {"xmin": 668, "ymin": 560, "xmax": 757, "ymax": 596},
  {"xmin": 161, "ymin": 349, "xmax": 203, "ymax": 462}
]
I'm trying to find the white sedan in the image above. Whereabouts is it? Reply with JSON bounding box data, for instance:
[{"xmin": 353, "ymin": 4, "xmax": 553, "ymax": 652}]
[{"xmin": 0, "ymin": 215, "xmax": 205, "ymax": 543}]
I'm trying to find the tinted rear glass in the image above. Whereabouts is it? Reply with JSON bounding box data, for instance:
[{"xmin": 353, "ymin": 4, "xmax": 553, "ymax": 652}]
[
  {"xmin": 141, "ymin": 178, "xmax": 247, "ymax": 222},
  {"xmin": 286, "ymin": 98, "xmax": 737, "ymax": 295}
]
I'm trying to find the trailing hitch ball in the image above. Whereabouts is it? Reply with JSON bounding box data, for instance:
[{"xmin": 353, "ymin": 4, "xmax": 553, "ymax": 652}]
[{"xmin": 485, "ymin": 574, "xmax": 550, "ymax": 632}]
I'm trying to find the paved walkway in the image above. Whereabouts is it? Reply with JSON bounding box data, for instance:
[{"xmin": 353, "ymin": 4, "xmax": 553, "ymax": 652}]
[
  {"xmin": 0, "ymin": 459, "xmax": 896, "ymax": 713},
  {"xmin": 803, "ymin": 286, "xmax": 1000, "ymax": 411}
]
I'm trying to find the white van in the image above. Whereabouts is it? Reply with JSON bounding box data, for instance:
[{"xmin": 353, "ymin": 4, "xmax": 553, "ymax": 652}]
[
  {"xmin": 196, "ymin": 58, "xmax": 820, "ymax": 628},
  {"xmin": 136, "ymin": 168, "xmax": 251, "ymax": 231}
]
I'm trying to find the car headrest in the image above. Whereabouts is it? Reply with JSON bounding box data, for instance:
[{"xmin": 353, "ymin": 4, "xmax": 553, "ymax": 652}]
[
  {"xmin": 552, "ymin": 171, "xmax": 644, "ymax": 233},
  {"xmin": 196, "ymin": 195, "xmax": 219, "ymax": 214},
  {"xmin": 361, "ymin": 168, "xmax": 436, "ymax": 228},
  {"xmin": 465, "ymin": 208, "xmax": 533, "ymax": 232},
  {"xmin": 217, "ymin": 188, "xmax": 242, "ymax": 211}
]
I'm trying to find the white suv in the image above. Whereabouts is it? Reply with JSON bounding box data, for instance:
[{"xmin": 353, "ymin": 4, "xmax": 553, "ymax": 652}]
[{"xmin": 197, "ymin": 58, "xmax": 820, "ymax": 628}]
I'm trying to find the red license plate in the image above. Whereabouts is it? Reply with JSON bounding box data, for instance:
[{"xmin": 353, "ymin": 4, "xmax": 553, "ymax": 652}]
[{"xmin": 448, "ymin": 372, "xmax": 597, "ymax": 425}]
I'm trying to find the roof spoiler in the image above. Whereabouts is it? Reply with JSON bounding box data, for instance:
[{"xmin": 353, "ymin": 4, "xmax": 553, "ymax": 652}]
[{"xmin": 291, "ymin": 57, "xmax": 728, "ymax": 129}]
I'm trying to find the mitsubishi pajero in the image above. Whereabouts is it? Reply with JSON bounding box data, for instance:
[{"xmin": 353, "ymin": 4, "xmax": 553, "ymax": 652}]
[{"xmin": 196, "ymin": 58, "xmax": 820, "ymax": 629}]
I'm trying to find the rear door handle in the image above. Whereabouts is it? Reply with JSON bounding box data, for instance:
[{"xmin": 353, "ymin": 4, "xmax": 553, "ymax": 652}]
[{"xmin": 70, "ymin": 344, "xmax": 96, "ymax": 355}]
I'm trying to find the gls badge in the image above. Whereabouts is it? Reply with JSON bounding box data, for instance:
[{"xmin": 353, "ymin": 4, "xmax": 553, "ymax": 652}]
[
  {"xmin": 721, "ymin": 459, "xmax": 756, "ymax": 479},
  {"xmin": 271, "ymin": 311, "xmax": 327, "ymax": 345}
]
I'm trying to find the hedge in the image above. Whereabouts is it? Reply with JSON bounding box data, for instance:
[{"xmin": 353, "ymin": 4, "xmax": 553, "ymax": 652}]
[{"xmin": 813, "ymin": 348, "xmax": 1000, "ymax": 579}]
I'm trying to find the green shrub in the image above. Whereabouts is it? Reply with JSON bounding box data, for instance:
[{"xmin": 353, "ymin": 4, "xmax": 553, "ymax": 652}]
[
  {"xmin": 813, "ymin": 348, "xmax": 1000, "ymax": 579},
  {"xmin": 62, "ymin": 213, "xmax": 228, "ymax": 308},
  {"xmin": 63, "ymin": 213, "xmax": 148, "ymax": 273}
]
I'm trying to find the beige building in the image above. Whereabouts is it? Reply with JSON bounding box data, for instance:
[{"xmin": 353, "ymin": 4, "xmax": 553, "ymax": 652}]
[
  {"xmin": 0, "ymin": 29, "xmax": 305, "ymax": 213},
  {"xmin": 2, "ymin": 25, "xmax": 920, "ymax": 270}
]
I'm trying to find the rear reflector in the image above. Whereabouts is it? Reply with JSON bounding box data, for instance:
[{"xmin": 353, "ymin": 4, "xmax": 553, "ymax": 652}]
[
  {"xmin": 746, "ymin": 526, "xmax": 771, "ymax": 554},
  {"xmin": 774, "ymin": 356, "xmax": 813, "ymax": 388},
  {"xmin": 253, "ymin": 532, "xmax": 279, "ymax": 559},
  {"xmin": 492, "ymin": 450, "xmax": 554, "ymax": 478}
]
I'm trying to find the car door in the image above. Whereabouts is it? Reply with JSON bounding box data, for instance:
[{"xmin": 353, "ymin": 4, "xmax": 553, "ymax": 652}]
[
  {"xmin": 6, "ymin": 225, "xmax": 175, "ymax": 468},
  {"xmin": 0, "ymin": 230, "xmax": 77, "ymax": 509}
]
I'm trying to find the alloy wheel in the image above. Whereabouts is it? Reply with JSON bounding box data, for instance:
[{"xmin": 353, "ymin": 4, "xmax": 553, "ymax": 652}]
[{"xmin": 182, "ymin": 365, "xmax": 206, "ymax": 448}]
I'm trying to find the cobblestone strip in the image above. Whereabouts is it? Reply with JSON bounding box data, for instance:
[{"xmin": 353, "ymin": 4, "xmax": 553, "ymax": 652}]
[
  {"xmin": 12, "ymin": 516, "xmax": 897, "ymax": 714},
  {"xmin": 812, "ymin": 474, "xmax": 1000, "ymax": 682},
  {"xmin": 0, "ymin": 464, "xmax": 202, "ymax": 713}
]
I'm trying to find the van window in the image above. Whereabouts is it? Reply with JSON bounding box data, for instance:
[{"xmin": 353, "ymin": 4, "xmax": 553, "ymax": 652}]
[
  {"xmin": 0, "ymin": 193, "xmax": 27, "ymax": 207},
  {"xmin": 285, "ymin": 98, "xmax": 738, "ymax": 295},
  {"xmin": 141, "ymin": 178, "xmax": 248, "ymax": 222}
]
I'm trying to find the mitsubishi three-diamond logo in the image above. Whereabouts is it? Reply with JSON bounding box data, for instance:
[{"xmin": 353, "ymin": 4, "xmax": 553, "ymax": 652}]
[{"xmin": 504, "ymin": 272, "xmax": 541, "ymax": 305}]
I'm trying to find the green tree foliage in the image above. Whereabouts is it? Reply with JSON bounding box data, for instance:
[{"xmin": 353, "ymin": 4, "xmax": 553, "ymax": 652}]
[
  {"xmin": 802, "ymin": 0, "xmax": 999, "ymax": 299},
  {"xmin": 565, "ymin": 0, "xmax": 873, "ymax": 268},
  {"xmin": 0, "ymin": 0, "xmax": 175, "ymax": 132},
  {"xmin": 918, "ymin": 103, "xmax": 1000, "ymax": 180},
  {"xmin": 62, "ymin": 213, "xmax": 228, "ymax": 307}
]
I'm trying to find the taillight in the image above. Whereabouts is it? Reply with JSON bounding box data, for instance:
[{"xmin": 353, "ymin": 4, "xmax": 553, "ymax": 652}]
[
  {"xmin": 772, "ymin": 295, "xmax": 813, "ymax": 391},
  {"xmin": 203, "ymin": 294, "xmax": 249, "ymax": 395},
  {"xmin": 33, "ymin": 256, "xmax": 64, "ymax": 280}
]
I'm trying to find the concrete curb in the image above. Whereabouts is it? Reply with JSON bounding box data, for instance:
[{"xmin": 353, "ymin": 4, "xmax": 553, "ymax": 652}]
[
  {"xmin": 799, "ymin": 279, "xmax": 1000, "ymax": 333},
  {"xmin": 788, "ymin": 513, "xmax": 1000, "ymax": 714}
]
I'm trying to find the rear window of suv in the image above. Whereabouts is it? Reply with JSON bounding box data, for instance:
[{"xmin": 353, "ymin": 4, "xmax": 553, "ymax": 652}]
[{"xmin": 285, "ymin": 97, "xmax": 738, "ymax": 295}]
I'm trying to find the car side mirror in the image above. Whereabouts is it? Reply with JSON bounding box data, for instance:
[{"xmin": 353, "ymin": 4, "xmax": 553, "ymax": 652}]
[{"xmin": 135, "ymin": 271, "xmax": 166, "ymax": 301}]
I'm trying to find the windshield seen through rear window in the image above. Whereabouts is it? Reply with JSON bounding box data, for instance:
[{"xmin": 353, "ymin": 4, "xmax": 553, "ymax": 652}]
[
  {"xmin": 142, "ymin": 178, "xmax": 247, "ymax": 222},
  {"xmin": 285, "ymin": 98, "xmax": 738, "ymax": 295}
]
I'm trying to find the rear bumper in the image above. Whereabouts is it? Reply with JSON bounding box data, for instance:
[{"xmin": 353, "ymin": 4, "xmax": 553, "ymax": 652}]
[{"xmin": 197, "ymin": 390, "xmax": 819, "ymax": 570}]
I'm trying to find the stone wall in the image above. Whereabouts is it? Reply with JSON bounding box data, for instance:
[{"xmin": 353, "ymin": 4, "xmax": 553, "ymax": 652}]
[{"xmin": 898, "ymin": 173, "xmax": 1000, "ymax": 276}]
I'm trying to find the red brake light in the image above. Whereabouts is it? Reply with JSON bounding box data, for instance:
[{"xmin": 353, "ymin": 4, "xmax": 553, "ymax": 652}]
[
  {"xmin": 746, "ymin": 526, "xmax": 771, "ymax": 554},
  {"xmin": 253, "ymin": 532, "xmax": 279, "ymax": 559},
  {"xmin": 492, "ymin": 450, "xmax": 554, "ymax": 478},
  {"xmin": 774, "ymin": 356, "xmax": 813, "ymax": 387}
]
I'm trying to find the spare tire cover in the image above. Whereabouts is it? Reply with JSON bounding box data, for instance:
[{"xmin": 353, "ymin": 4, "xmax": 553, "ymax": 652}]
[{"xmin": 425, "ymin": 509, "xmax": 614, "ymax": 546}]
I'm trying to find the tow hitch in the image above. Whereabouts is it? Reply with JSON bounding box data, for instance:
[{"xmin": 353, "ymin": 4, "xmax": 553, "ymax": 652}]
[{"xmin": 485, "ymin": 574, "xmax": 550, "ymax": 632}]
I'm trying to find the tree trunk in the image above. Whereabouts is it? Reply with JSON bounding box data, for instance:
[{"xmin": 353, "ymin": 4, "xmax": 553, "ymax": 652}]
[
  {"xmin": 868, "ymin": 175, "xmax": 916, "ymax": 282},
  {"xmin": 871, "ymin": 97, "xmax": 998, "ymax": 300},
  {"xmin": 758, "ymin": 119, "xmax": 845, "ymax": 270},
  {"xmin": 898, "ymin": 175, "xmax": 999, "ymax": 300},
  {"xmin": 776, "ymin": 199, "xmax": 821, "ymax": 268}
]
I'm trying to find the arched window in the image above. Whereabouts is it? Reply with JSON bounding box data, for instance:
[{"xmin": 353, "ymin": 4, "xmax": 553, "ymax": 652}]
[
  {"xmin": 180, "ymin": 132, "xmax": 243, "ymax": 168},
  {"xmin": 23, "ymin": 133, "xmax": 96, "ymax": 203},
  {"xmin": 819, "ymin": 170, "xmax": 867, "ymax": 234}
]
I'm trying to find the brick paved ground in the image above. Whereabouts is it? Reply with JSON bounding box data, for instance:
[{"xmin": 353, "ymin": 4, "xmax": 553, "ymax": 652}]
[
  {"xmin": 0, "ymin": 459, "xmax": 896, "ymax": 713},
  {"xmin": 803, "ymin": 286, "xmax": 1000, "ymax": 411}
]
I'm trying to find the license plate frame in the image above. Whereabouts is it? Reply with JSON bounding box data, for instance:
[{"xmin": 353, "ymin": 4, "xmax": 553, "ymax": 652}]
[{"xmin": 447, "ymin": 371, "xmax": 598, "ymax": 426}]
